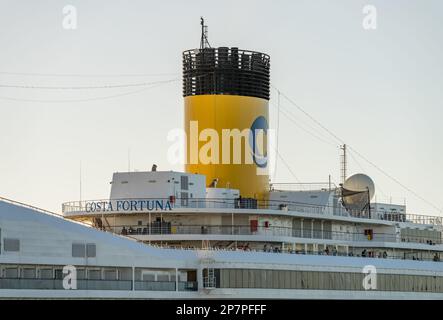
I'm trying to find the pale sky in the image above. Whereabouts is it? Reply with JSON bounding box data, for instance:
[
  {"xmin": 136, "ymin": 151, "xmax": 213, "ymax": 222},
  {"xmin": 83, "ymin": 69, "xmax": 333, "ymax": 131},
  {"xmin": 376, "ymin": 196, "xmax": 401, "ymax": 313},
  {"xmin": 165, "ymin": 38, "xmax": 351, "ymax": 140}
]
[{"xmin": 0, "ymin": 0, "xmax": 442, "ymax": 215}]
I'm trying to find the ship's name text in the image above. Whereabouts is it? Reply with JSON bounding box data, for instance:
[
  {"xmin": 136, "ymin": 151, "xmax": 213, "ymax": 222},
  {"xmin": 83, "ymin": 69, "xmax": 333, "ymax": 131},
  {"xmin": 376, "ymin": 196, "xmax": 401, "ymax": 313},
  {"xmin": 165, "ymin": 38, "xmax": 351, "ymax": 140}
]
[{"xmin": 85, "ymin": 200, "xmax": 173, "ymax": 213}]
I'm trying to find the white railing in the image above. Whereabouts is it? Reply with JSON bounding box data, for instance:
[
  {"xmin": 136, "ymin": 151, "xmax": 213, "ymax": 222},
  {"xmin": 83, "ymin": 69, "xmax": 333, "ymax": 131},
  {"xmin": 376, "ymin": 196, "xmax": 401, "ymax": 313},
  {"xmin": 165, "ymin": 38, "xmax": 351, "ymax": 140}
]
[{"xmin": 61, "ymin": 197, "xmax": 443, "ymax": 227}]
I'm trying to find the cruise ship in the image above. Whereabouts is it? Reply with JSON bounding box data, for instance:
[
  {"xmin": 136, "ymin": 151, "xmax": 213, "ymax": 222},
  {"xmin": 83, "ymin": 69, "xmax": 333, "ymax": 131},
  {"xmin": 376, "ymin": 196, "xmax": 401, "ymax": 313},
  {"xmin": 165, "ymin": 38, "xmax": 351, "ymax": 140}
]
[{"xmin": 1, "ymin": 20, "xmax": 443, "ymax": 300}]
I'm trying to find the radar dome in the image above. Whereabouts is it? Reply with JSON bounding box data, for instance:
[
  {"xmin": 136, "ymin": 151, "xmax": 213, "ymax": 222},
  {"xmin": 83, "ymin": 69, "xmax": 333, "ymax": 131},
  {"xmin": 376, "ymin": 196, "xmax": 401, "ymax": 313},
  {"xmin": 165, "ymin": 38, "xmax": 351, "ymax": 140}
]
[
  {"xmin": 342, "ymin": 174, "xmax": 375, "ymax": 212},
  {"xmin": 343, "ymin": 173, "xmax": 375, "ymax": 200}
]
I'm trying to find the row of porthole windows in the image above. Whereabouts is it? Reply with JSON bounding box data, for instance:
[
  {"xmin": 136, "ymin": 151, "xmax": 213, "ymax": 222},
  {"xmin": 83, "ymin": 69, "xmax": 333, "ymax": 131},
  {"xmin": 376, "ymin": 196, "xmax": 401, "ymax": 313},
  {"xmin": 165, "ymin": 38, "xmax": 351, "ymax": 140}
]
[{"xmin": 217, "ymin": 269, "xmax": 443, "ymax": 293}]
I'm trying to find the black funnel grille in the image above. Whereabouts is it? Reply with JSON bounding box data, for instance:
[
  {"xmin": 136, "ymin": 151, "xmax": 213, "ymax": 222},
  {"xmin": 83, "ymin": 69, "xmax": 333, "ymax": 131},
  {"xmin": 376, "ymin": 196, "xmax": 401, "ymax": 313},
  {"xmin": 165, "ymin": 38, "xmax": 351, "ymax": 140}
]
[{"xmin": 183, "ymin": 47, "xmax": 270, "ymax": 100}]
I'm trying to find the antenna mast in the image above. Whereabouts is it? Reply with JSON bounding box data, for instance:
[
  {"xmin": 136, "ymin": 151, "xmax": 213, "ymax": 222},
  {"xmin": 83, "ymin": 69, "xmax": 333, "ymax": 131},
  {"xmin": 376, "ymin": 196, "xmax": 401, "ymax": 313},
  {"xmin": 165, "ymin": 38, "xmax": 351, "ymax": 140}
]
[
  {"xmin": 128, "ymin": 148, "xmax": 131, "ymax": 172},
  {"xmin": 200, "ymin": 17, "xmax": 211, "ymax": 49},
  {"xmin": 340, "ymin": 144, "xmax": 347, "ymax": 185},
  {"xmin": 79, "ymin": 161, "xmax": 82, "ymax": 203}
]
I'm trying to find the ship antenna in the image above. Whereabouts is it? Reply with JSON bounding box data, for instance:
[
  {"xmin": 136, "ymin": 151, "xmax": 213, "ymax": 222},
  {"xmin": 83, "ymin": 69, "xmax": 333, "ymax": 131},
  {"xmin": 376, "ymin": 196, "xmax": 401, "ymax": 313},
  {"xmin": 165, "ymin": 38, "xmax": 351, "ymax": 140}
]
[
  {"xmin": 79, "ymin": 160, "xmax": 82, "ymax": 203},
  {"xmin": 200, "ymin": 17, "xmax": 211, "ymax": 49},
  {"xmin": 340, "ymin": 144, "xmax": 347, "ymax": 185},
  {"xmin": 128, "ymin": 148, "xmax": 131, "ymax": 172}
]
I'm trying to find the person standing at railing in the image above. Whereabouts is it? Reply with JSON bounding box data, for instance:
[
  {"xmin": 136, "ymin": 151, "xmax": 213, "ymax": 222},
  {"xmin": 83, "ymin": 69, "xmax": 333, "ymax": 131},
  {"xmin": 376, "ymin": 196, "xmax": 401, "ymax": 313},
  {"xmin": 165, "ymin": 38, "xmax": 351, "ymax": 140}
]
[{"xmin": 324, "ymin": 247, "xmax": 330, "ymax": 255}]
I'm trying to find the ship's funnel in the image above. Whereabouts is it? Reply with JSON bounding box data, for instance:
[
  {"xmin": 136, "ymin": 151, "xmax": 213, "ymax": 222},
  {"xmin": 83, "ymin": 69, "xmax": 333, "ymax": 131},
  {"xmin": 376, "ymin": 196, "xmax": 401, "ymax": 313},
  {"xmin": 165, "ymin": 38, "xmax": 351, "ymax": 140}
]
[{"xmin": 182, "ymin": 23, "xmax": 270, "ymax": 199}]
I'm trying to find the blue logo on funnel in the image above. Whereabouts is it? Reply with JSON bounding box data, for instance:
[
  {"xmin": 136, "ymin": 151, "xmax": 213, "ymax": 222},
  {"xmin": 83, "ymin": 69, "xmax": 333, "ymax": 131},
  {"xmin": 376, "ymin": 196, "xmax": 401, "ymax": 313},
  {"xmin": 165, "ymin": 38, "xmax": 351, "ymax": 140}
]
[{"xmin": 249, "ymin": 116, "xmax": 268, "ymax": 168}]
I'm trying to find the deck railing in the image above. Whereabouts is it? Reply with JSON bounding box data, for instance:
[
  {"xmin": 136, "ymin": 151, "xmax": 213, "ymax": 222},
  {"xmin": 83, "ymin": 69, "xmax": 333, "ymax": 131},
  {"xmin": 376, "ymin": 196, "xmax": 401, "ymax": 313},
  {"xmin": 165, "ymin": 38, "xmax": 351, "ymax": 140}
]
[
  {"xmin": 109, "ymin": 224, "xmax": 442, "ymax": 245},
  {"xmin": 61, "ymin": 197, "xmax": 443, "ymax": 227},
  {"xmin": 0, "ymin": 278, "xmax": 197, "ymax": 291}
]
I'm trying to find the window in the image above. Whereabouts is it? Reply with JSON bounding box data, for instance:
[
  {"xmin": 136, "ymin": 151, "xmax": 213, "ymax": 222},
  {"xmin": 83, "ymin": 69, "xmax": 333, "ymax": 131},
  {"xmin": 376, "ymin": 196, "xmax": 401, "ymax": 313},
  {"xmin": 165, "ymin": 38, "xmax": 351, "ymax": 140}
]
[
  {"xmin": 39, "ymin": 268, "xmax": 53, "ymax": 279},
  {"xmin": 216, "ymin": 268, "xmax": 443, "ymax": 293},
  {"xmin": 157, "ymin": 274, "xmax": 169, "ymax": 282},
  {"xmin": 229, "ymin": 269, "xmax": 236, "ymax": 288},
  {"xmin": 77, "ymin": 269, "xmax": 86, "ymax": 280},
  {"xmin": 142, "ymin": 273, "xmax": 155, "ymax": 281},
  {"xmin": 283, "ymin": 270, "xmax": 291, "ymax": 289},
  {"xmin": 4, "ymin": 238, "xmax": 20, "ymax": 252},
  {"xmin": 181, "ymin": 176, "xmax": 189, "ymax": 190},
  {"xmin": 72, "ymin": 243, "xmax": 96, "ymax": 257},
  {"xmin": 104, "ymin": 269, "xmax": 117, "ymax": 280},
  {"xmin": 4, "ymin": 267, "xmax": 18, "ymax": 278},
  {"xmin": 86, "ymin": 244, "xmax": 96, "ymax": 257},
  {"xmin": 22, "ymin": 268, "xmax": 36, "ymax": 279},
  {"xmin": 55, "ymin": 269, "xmax": 64, "ymax": 280},
  {"xmin": 119, "ymin": 268, "xmax": 132, "ymax": 281},
  {"xmin": 88, "ymin": 269, "xmax": 101, "ymax": 280},
  {"xmin": 72, "ymin": 243, "xmax": 85, "ymax": 257},
  {"xmin": 181, "ymin": 192, "xmax": 189, "ymax": 207},
  {"xmin": 255, "ymin": 270, "xmax": 262, "ymax": 288}
]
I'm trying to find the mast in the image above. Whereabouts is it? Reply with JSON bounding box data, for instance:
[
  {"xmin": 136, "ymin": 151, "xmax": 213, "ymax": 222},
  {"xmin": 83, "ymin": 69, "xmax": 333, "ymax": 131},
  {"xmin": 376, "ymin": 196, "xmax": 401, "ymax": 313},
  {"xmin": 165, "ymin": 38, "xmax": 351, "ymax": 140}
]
[
  {"xmin": 340, "ymin": 144, "xmax": 347, "ymax": 185},
  {"xmin": 200, "ymin": 17, "xmax": 210, "ymax": 49}
]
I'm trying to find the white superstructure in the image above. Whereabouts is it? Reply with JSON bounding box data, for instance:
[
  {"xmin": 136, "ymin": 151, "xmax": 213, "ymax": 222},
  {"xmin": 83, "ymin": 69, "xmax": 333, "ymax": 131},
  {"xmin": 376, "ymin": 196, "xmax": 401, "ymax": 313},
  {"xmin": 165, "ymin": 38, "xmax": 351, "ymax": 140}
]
[
  {"xmin": 2, "ymin": 166, "xmax": 443, "ymax": 299},
  {"xmin": 2, "ymin": 197, "xmax": 443, "ymax": 299}
]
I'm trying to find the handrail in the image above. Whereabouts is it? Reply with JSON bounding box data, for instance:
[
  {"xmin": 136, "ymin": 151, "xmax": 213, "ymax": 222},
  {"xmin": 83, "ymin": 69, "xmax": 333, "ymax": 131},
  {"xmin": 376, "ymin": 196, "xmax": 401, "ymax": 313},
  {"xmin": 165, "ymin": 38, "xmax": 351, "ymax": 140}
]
[
  {"xmin": 105, "ymin": 223, "xmax": 443, "ymax": 245},
  {"xmin": 58, "ymin": 197, "xmax": 377, "ymax": 212},
  {"xmin": 270, "ymin": 182, "xmax": 337, "ymax": 191},
  {"xmin": 0, "ymin": 196, "xmax": 93, "ymax": 228},
  {"xmin": 143, "ymin": 243, "xmax": 443, "ymax": 263},
  {"xmin": 0, "ymin": 196, "xmax": 63, "ymax": 218},
  {"xmin": 61, "ymin": 197, "xmax": 443, "ymax": 227},
  {"xmin": 0, "ymin": 278, "xmax": 197, "ymax": 291}
]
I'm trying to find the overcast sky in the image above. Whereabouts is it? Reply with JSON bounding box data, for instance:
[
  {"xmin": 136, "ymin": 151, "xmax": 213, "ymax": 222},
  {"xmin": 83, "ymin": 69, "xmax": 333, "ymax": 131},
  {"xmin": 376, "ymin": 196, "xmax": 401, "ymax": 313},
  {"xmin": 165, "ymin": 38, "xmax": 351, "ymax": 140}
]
[{"xmin": 0, "ymin": 0, "xmax": 442, "ymax": 215}]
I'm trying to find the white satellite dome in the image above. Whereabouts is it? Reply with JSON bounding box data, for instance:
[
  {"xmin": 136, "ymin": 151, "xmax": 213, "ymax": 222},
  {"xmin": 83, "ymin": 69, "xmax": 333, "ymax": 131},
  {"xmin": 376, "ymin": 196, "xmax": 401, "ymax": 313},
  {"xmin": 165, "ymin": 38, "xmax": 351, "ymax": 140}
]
[
  {"xmin": 342, "ymin": 174, "xmax": 375, "ymax": 212},
  {"xmin": 343, "ymin": 173, "xmax": 375, "ymax": 200}
]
